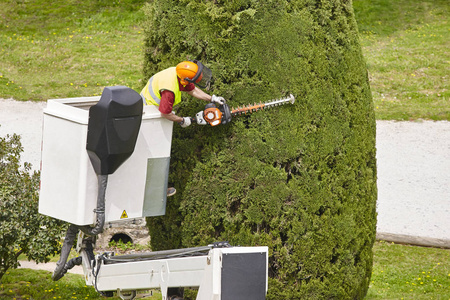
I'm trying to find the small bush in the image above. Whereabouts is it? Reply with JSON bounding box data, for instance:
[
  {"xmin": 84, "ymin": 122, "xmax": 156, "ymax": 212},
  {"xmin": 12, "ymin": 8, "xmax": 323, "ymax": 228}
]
[{"xmin": 0, "ymin": 133, "xmax": 65, "ymax": 280}]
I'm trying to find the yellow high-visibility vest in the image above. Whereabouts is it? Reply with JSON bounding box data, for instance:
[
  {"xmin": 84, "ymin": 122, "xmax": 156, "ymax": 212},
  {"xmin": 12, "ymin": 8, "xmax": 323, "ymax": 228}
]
[{"xmin": 140, "ymin": 67, "xmax": 182, "ymax": 106}]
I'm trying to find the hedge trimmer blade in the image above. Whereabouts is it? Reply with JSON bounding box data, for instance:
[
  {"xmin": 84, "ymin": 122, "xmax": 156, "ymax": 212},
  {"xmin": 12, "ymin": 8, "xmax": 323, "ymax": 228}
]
[
  {"xmin": 193, "ymin": 94, "xmax": 295, "ymax": 126},
  {"xmin": 231, "ymin": 94, "xmax": 295, "ymax": 116}
]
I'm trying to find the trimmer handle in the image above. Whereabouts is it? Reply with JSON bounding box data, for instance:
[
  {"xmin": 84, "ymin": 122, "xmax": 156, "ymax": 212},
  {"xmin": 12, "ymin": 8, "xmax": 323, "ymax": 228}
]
[{"xmin": 192, "ymin": 102, "xmax": 232, "ymax": 126}]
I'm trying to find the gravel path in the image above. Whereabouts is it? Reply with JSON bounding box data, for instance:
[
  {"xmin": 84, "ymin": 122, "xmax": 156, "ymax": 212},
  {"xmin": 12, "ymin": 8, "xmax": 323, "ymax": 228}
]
[
  {"xmin": 376, "ymin": 120, "xmax": 450, "ymax": 247},
  {"xmin": 0, "ymin": 98, "xmax": 46, "ymax": 169},
  {"xmin": 18, "ymin": 260, "xmax": 84, "ymax": 275},
  {"xmin": 1, "ymin": 98, "xmax": 449, "ymax": 254}
]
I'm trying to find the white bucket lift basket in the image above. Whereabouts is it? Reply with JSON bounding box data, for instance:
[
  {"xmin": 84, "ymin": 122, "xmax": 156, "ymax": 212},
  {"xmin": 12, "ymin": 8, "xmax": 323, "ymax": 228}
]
[{"xmin": 39, "ymin": 95, "xmax": 173, "ymax": 225}]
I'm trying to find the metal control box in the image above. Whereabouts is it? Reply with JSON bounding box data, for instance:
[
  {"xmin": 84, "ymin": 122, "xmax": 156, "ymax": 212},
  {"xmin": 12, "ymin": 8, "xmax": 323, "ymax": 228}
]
[{"xmin": 39, "ymin": 96, "xmax": 173, "ymax": 225}]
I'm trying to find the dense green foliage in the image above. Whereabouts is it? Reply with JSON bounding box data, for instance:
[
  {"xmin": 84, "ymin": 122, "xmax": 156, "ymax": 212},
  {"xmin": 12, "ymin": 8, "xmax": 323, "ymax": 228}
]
[
  {"xmin": 0, "ymin": 133, "xmax": 65, "ymax": 280},
  {"xmin": 144, "ymin": 0, "xmax": 377, "ymax": 298},
  {"xmin": 143, "ymin": 1, "xmax": 377, "ymax": 299}
]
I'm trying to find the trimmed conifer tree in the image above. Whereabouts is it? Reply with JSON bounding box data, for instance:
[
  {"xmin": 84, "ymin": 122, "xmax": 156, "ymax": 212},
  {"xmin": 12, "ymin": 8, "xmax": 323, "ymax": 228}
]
[{"xmin": 144, "ymin": 0, "xmax": 377, "ymax": 298}]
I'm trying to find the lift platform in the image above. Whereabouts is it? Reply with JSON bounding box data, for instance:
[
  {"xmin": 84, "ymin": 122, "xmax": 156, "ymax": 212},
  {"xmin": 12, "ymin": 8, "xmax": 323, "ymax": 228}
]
[
  {"xmin": 39, "ymin": 86, "xmax": 269, "ymax": 299},
  {"xmin": 79, "ymin": 240, "xmax": 268, "ymax": 300}
]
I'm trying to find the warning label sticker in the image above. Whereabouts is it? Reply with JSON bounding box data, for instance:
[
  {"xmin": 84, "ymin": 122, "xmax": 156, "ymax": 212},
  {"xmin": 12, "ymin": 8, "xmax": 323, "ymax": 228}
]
[{"xmin": 120, "ymin": 210, "xmax": 128, "ymax": 219}]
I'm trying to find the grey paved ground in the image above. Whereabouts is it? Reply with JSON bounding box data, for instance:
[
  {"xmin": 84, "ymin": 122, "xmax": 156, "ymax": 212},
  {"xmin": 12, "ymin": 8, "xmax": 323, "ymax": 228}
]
[
  {"xmin": 376, "ymin": 120, "xmax": 450, "ymax": 246},
  {"xmin": 0, "ymin": 99, "xmax": 45, "ymax": 169},
  {"xmin": 18, "ymin": 260, "xmax": 84, "ymax": 275},
  {"xmin": 1, "ymin": 98, "xmax": 449, "ymax": 267}
]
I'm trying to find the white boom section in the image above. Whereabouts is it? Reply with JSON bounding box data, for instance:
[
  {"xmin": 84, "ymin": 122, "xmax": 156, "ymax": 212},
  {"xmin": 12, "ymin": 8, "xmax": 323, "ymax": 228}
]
[{"xmin": 87, "ymin": 246, "xmax": 268, "ymax": 300}]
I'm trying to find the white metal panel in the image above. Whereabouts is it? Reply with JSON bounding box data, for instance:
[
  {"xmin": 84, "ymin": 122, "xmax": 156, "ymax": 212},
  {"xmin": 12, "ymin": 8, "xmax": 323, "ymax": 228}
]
[
  {"xmin": 96, "ymin": 256, "xmax": 207, "ymax": 291},
  {"xmin": 39, "ymin": 107, "xmax": 96, "ymax": 225}
]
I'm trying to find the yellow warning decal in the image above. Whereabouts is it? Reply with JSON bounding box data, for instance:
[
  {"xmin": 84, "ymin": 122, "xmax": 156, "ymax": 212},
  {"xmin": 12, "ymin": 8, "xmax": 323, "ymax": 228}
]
[{"xmin": 120, "ymin": 210, "xmax": 128, "ymax": 219}]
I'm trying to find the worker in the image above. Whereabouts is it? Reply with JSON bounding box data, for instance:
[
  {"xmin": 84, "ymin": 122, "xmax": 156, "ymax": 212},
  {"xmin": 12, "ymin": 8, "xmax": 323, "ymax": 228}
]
[
  {"xmin": 141, "ymin": 60, "xmax": 225, "ymax": 197},
  {"xmin": 141, "ymin": 60, "xmax": 225, "ymax": 127}
]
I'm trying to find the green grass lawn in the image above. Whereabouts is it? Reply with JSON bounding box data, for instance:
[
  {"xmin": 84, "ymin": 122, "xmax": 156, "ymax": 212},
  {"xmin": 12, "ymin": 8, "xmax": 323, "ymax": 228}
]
[
  {"xmin": 366, "ymin": 241, "xmax": 450, "ymax": 299},
  {"xmin": 1, "ymin": 0, "xmax": 448, "ymax": 120},
  {"xmin": 1, "ymin": 241, "xmax": 449, "ymax": 299},
  {"xmin": 0, "ymin": 0, "xmax": 147, "ymax": 101},
  {"xmin": 0, "ymin": 268, "xmax": 123, "ymax": 300},
  {"xmin": 0, "ymin": 268, "xmax": 161, "ymax": 300},
  {"xmin": 354, "ymin": 0, "xmax": 450, "ymax": 120}
]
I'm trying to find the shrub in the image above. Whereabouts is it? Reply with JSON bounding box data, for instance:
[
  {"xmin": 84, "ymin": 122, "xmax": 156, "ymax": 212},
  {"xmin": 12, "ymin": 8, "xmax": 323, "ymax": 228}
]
[
  {"xmin": 144, "ymin": 1, "xmax": 377, "ymax": 298},
  {"xmin": 0, "ymin": 133, "xmax": 65, "ymax": 280}
]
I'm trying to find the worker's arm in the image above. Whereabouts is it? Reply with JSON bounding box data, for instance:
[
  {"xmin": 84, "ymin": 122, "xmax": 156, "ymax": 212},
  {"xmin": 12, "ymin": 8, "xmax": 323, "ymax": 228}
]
[
  {"xmin": 159, "ymin": 88, "xmax": 223, "ymax": 127},
  {"xmin": 161, "ymin": 112, "xmax": 183, "ymax": 123},
  {"xmin": 158, "ymin": 90, "xmax": 190, "ymax": 127},
  {"xmin": 188, "ymin": 87, "xmax": 226, "ymax": 105},
  {"xmin": 161, "ymin": 112, "xmax": 191, "ymax": 128},
  {"xmin": 187, "ymin": 86, "xmax": 212, "ymax": 102}
]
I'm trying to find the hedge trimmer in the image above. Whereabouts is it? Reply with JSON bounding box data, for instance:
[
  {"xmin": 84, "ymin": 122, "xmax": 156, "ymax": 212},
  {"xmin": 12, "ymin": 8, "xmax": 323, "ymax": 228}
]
[{"xmin": 193, "ymin": 94, "xmax": 295, "ymax": 126}]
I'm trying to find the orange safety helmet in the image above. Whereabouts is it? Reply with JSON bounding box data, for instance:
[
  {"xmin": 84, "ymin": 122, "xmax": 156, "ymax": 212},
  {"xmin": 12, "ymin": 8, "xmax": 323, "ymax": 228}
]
[{"xmin": 176, "ymin": 60, "xmax": 212, "ymax": 89}]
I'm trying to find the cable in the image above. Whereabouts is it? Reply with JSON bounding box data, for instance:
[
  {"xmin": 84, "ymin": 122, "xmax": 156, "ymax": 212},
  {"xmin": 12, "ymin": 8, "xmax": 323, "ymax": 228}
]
[{"xmin": 104, "ymin": 246, "xmax": 212, "ymax": 264}]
